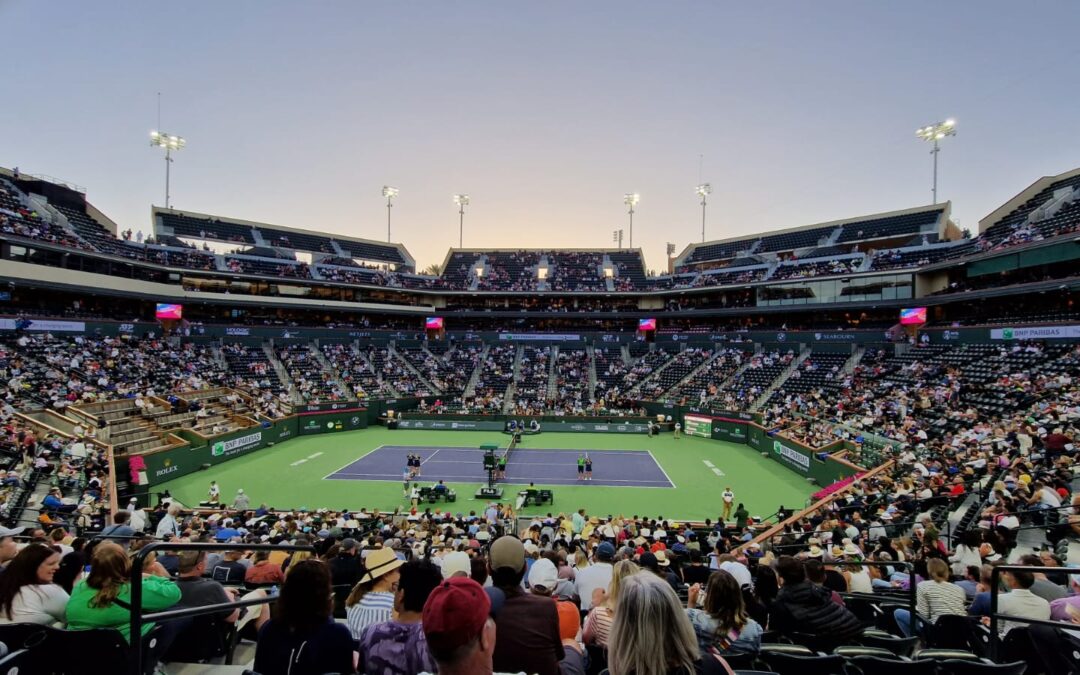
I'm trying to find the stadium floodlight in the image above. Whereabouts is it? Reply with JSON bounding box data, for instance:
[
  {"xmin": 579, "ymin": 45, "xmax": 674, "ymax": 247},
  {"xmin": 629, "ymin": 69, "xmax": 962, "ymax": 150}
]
[
  {"xmin": 612, "ymin": 229, "xmax": 624, "ymax": 249},
  {"xmin": 695, "ymin": 183, "xmax": 712, "ymax": 242},
  {"xmin": 915, "ymin": 119, "xmax": 957, "ymax": 205},
  {"xmin": 149, "ymin": 131, "xmax": 185, "ymax": 209},
  {"xmin": 382, "ymin": 185, "xmax": 399, "ymax": 242},
  {"xmin": 623, "ymin": 193, "xmax": 639, "ymax": 248},
  {"xmin": 453, "ymin": 194, "xmax": 470, "ymax": 248}
]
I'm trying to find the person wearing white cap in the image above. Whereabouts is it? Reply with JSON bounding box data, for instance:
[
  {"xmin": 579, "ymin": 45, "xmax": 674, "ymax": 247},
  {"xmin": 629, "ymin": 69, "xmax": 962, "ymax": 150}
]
[
  {"xmin": 128, "ymin": 498, "xmax": 148, "ymax": 532},
  {"xmin": 232, "ymin": 489, "xmax": 250, "ymax": 510},
  {"xmin": 440, "ymin": 551, "xmax": 472, "ymax": 580},
  {"xmin": 0, "ymin": 527, "xmax": 25, "ymax": 569}
]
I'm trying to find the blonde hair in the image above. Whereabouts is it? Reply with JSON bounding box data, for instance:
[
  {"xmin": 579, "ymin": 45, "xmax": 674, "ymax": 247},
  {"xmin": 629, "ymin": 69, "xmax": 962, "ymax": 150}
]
[
  {"xmin": 602, "ymin": 559, "xmax": 640, "ymax": 613},
  {"xmin": 607, "ymin": 573, "xmax": 699, "ymax": 675}
]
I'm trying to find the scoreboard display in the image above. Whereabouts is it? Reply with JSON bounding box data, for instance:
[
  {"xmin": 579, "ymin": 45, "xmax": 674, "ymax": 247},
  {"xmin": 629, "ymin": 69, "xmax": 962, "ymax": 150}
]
[{"xmin": 683, "ymin": 415, "xmax": 713, "ymax": 438}]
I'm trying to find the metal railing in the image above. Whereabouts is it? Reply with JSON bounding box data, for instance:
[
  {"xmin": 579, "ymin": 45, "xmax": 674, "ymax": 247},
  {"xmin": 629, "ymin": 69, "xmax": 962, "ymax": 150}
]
[{"xmin": 127, "ymin": 541, "xmax": 314, "ymax": 674}]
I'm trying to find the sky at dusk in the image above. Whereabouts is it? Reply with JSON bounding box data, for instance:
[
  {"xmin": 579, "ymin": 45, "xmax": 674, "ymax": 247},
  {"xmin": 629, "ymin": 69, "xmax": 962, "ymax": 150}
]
[{"xmin": 2, "ymin": 1, "xmax": 1079, "ymax": 272}]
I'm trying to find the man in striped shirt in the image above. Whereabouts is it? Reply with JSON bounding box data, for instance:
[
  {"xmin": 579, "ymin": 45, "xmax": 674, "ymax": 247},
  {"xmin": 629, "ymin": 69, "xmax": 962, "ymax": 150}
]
[{"xmin": 894, "ymin": 558, "xmax": 967, "ymax": 637}]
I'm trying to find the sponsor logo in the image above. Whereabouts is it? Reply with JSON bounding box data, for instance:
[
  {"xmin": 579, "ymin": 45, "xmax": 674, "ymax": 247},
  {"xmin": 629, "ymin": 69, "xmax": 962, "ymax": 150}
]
[
  {"xmin": 0, "ymin": 319, "xmax": 86, "ymax": 332},
  {"xmin": 813, "ymin": 332, "xmax": 856, "ymax": 341},
  {"xmin": 225, "ymin": 327, "xmax": 250, "ymax": 336},
  {"xmin": 155, "ymin": 458, "xmax": 178, "ymax": 477},
  {"xmin": 118, "ymin": 323, "xmax": 135, "ymax": 333},
  {"xmin": 212, "ymin": 431, "xmax": 263, "ymax": 457},
  {"xmin": 776, "ymin": 333, "xmax": 786, "ymax": 342},
  {"xmin": 350, "ymin": 416, "xmax": 360, "ymax": 426},
  {"xmin": 772, "ymin": 440, "xmax": 810, "ymax": 472},
  {"xmin": 942, "ymin": 330, "xmax": 960, "ymax": 341}
]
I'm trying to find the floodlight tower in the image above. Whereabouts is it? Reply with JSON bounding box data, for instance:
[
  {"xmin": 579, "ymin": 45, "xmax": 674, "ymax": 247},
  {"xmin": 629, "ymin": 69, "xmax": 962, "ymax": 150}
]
[
  {"xmin": 915, "ymin": 119, "xmax": 956, "ymax": 205},
  {"xmin": 453, "ymin": 194, "xmax": 470, "ymax": 248},
  {"xmin": 695, "ymin": 183, "xmax": 712, "ymax": 243},
  {"xmin": 612, "ymin": 229, "xmax": 624, "ymax": 249},
  {"xmin": 149, "ymin": 131, "xmax": 185, "ymax": 208},
  {"xmin": 382, "ymin": 186, "xmax": 399, "ymax": 242},
  {"xmin": 623, "ymin": 193, "xmax": 639, "ymax": 248}
]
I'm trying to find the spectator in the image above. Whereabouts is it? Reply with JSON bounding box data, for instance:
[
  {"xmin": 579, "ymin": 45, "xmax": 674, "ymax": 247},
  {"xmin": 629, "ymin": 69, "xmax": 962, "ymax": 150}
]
[
  {"xmin": 488, "ymin": 536, "xmax": 564, "ymax": 675},
  {"xmin": 996, "ymin": 568, "xmax": 1051, "ymax": 636},
  {"xmin": 893, "ymin": 558, "xmax": 966, "ymax": 637},
  {"xmin": 241, "ymin": 550, "xmax": 280, "ymax": 587},
  {"xmin": 156, "ymin": 504, "xmax": 182, "ymax": 539},
  {"xmin": 0, "ymin": 527, "xmax": 25, "ymax": 569},
  {"xmin": 0, "ymin": 543, "xmax": 67, "ymax": 625},
  {"xmin": 253, "ymin": 559, "xmax": 356, "ymax": 675},
  {"xmin": 583, "ymin": 559, "xmax": 639, "ymax": 649},
  {"xmin": 65, "ymin": 542, "xmax": 181, "ymax": 644},
  {"xmin": 685, "ymin": 569, "xmax": 763, "ymax": 655},
  {"xmin": 345, "ymin": 546, "xmax": 404, "ymax": 639},
  {"xmin": 607, "ymin": 572, "xmax": 728, "ymax": 675},
  {"xmin": 357, "ymin": 560, "xmax": 443, "ymax": 675},
  {"xmin": 99, "ymin": 511, "xmax": 136, "ymax": 543},
  {"xmin": 769, "ymin": 556, "xmax": 863, "ymax": 646},
  {"xmin": 419, "ymin": 577, "xmax": 499, "ymax": 675},
  {"xmin": 576, "ymin": 541, "xmax": 615, "ymax": 611}
]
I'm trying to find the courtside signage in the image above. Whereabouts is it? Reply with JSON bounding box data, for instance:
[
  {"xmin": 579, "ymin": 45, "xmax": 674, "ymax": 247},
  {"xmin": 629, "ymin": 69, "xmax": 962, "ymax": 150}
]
[
  {"xmin": 990, "ymin": 325, "xmax": 1080, "ymax": 340},
  {"xmin": 772, "ymin": 440, "xmax": 811, "ymax": 473},
  {"xmin": 212, "ymin": 431, "xmax": 263, "ymax": 457}
]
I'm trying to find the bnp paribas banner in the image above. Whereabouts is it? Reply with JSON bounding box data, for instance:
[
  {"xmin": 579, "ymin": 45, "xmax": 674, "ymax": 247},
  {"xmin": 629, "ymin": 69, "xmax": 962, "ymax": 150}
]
[
  {"xmin": 990, "ymin": 325, "xmax": 1080, "ymax": 340},
  {"xmin": 771, "ymin": 439, "xmax": 812, "ymax": 474},
  {"xmin": 144, "ymin": 418, "xmax": 297, "ymax": 485}
]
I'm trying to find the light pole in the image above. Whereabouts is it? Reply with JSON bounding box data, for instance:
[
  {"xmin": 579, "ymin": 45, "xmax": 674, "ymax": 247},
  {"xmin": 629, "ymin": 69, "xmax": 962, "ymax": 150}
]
[
  {"xmin": 150, "ymin": 131, "xmax": 185, "ymax": 208},
  {"xmin": 382, "ymin": 186, "xmax": 398, "ymax": 242},
  {"xmin": 623, "ymin": 193, "xmax": 639, "ymax": 248},
  {"xmin": 612, "ymin": 229, "xmax": 624, "ymax": 249},
  {"xmin": 666, "ymin": 242, "xmax": 676, "ymax": 273},
  {"xmin": 916, "ymin": 119, "xmax": 956, "ymax": 205},
  {"xmin": 695, "ymin": 183, "xmax": 712, "ymax": 243},
  {"xmin": 453, "ymin": 194, "xmax": 469, "ymax": 248}
]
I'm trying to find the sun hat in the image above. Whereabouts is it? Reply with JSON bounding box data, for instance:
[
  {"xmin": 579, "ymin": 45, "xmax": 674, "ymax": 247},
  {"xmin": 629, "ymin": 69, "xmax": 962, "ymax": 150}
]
[{"xmin": 359, "ymin": 546, "xmax": 405, "ymax": 584}]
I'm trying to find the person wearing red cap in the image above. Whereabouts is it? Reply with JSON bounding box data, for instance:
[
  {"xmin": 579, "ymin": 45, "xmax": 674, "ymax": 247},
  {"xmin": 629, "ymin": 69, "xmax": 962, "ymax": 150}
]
[{"xmin": 420, "ymin": 577, "xmax": 522, "ymax": 675}]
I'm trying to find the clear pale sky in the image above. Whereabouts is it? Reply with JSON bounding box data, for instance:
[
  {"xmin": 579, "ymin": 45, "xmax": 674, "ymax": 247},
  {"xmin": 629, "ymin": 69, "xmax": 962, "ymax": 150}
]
[{"xmin": 3, "ymin": 1, "xmax": 1079, "ymax": 272}]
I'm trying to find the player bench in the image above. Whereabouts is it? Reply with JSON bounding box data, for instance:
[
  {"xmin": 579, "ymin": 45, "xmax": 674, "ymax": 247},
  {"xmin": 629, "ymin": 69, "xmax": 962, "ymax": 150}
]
[
  {"xmin": 419, "ymin": 486, "xmax": 457, "ymax": 503},
  {"xmin": 516, "ymin": 488, "xmax": 553, "ymax": 509}
]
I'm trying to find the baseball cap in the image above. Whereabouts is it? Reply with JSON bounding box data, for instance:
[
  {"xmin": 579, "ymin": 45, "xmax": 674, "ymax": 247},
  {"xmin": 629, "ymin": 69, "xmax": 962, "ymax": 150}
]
[
  {"xmin": 719, "ymin": 561, "xmax": 753, "ymax": 589},
  {"xmin": 441, "ymin": 551, "xmax": 472, "ymax": 580},
  {"xmin": 490, "ymin": 536, "xmax": 525, "ymax": 573},
  {"xmin": 555, "ymin": 599, "xmax": 580, "ymax": 640},
  {"xmin": 527, "ymin": 558, "xmax": 559, "ymax": 591},
  {"xmin": 595, "ymin": 542, "xmax": 616, "ymax": 561},
  {"xmin": 423, "ymin": 577, "xmax": 491, "ymax": 654}
]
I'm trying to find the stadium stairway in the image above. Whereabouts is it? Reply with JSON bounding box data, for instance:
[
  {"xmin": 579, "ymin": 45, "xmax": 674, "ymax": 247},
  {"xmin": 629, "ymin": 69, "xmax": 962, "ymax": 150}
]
[
  {"xmin": 389, "ymin": 343, "xmax": 443, "ymax": 396},
  {"xmin": 586, "ymin": 345, "xmax": 598, "ymax": 397},
  {"xmin": 750, "ymin": 347, "xmax": 811, "ymax": 411},
  {"xmin": 546, "ymin": 346, "xmax": 560, "ymax": 399},
  {"xmin": 668, "ymin": 348, "xmax": 727, "ymax": 395},
  {"xmin": 844, "ymin": 346, "xmax": 866, "ymax": 373},
  {"xmin": 462, "ymin": 344, "xmax": 490, "ymax": 398},
  {"xmin": 262, "ymin": 343, "xmax": 299, "ymax": 403},
  {"xmin": 312, "ymin": 344, "xmax": 345, "ymax": 385}
]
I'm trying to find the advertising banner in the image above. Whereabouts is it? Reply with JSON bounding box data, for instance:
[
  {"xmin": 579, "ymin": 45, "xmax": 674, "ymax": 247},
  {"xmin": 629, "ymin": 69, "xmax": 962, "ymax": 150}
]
[
  {"xmin": 497, "ymin": 333, "xmax": 582, "ymax": 342},
  {"xmin": 143, "ymin": 418, "xmax": 297, "ymax": 485},
  {"xmin": 395, "ymin": 418, "xmax": 649, "ymax": 433},
  {"xmin": 989, "ymin": 325, "xmax": 1080, "ymax": 340},
  {"xmin": 683, "ymin": 415, "xmax": 713, "ymax": 438},
  {"xmin": 771, "ymin": 439, "xmax": 812, "ymax": 474},
  {"xmin": 298, "ymin": 411, "xmax": 368, "ymax": 435}
]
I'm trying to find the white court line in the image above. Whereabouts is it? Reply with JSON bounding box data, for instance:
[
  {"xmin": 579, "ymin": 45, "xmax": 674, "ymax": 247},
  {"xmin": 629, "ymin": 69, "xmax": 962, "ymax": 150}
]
[
  {"xmin": 421, "ymin": 449, "xmax": 441, "ymax": 465},
  {"xmin": 711, "ymin": 468, "xmax": 724, "ymax": 476},
  {"xmin": 307, "ymin": 452, "xmax": 323, "ymax": 459},
  {"xmin": 703, "ymin": 460, "xmax": 716, "ymax": 468},
  {"xmin": 647, "ymin": 450, "xmax": 676, "ymax": 489},
  {"xmin": 290, "ymin": 459, "xmax": 307, "ymax": 467}
]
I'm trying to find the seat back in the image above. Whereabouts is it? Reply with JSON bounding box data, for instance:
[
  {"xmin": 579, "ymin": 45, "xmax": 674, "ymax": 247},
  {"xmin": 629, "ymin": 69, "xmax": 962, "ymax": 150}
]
[
  {"xmin": 850, "ymin": 655, "xmax": 938, "ymax": 675},
  {"xmin": 937, "ymin": 660, "xmax": 1027, "ymax": 675},
  {"xmin": 925, "ymin": 614, "xmax": 976, "ymax": 650},
  {"xmin": 758, "ymin": 652, "xmax": 847, "ymax": 675},
  {"xmin": 46, "ymin": 626, "xmax": 129, "ymax": 674},
  {"xmin": 0, "ymin": 649, "xmax": 30, "ymax": 675},
  {"xmin": 858, "ymin": 633, "xmax": 919, "ymax": 657}
]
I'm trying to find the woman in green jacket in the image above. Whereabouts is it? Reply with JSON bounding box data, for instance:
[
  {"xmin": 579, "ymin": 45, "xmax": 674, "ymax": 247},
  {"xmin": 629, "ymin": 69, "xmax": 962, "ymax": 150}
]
[{"xmin": 66, "ymin": 541, "xmax": 181, "ymax": 643}]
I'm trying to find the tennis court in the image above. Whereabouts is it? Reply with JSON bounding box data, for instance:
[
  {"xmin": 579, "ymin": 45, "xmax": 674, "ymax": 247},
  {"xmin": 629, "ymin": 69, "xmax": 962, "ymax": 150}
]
[{"xmin": 325, "ymin": 444, "xmax": 674, "ymax": 488}]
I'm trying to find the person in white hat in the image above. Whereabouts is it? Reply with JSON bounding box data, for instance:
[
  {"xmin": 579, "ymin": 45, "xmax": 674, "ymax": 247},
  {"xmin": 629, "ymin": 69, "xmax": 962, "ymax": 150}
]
[
  {"xmin": 232, "ymin": 489, "xmax": 250, "ymax": 510},
  {"xmin": 128, "ymin": 498, "xmax": 148, "ymax": 532},
  {"xmin": 0, "ymin": 526, "xmax": 25, "ymax": 568},
  {"xmin": 440, "ymin": 551, "xmax": 472, "ymax": 580}
]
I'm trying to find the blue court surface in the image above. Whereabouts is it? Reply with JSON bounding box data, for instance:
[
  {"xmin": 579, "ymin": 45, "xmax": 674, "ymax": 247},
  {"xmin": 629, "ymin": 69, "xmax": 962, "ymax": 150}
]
[{"xmin": 324, "ymin": 445, "xmax": 674, "ymax": 488}]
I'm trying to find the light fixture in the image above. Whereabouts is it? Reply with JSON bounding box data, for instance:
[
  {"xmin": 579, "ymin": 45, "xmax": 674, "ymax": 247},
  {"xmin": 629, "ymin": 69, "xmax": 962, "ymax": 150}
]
[
  {"xmin": 149, "ymin": 130, "xmax": 186, "ymax": 208},
  {"xmin": 915, "ymin": 119, "xmax": 957, "ymax": 204}
]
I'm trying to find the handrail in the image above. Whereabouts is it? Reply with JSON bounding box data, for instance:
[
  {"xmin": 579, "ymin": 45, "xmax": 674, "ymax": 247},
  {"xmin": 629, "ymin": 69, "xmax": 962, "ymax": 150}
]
[
  {"xmin": 735, "ymin": 460, "xmax": 895, "ymax": 554},
  {"xmin": 128, "ymin": 541, "xmax": 314, "ymax": 675},
  {"xmin": 987, "ymin": 564, "xmax": 1073, "ymax": 662}
]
